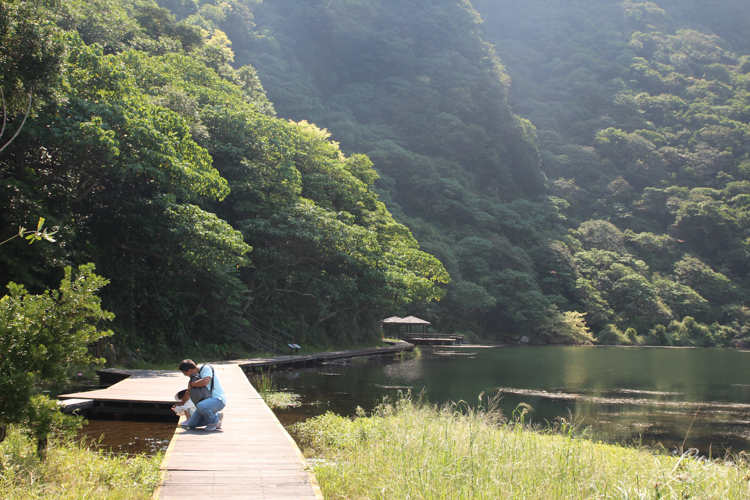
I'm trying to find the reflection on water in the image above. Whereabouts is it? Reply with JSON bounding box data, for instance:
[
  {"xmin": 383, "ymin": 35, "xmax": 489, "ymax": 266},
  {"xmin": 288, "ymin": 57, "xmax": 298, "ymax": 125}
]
[
  {"xmin": 268, "ymin": 346, "xmax": 750, "ymax": 455},
  {"xmin": 77, "ymin": 417, "xmax": 176, "ymax": 456}
]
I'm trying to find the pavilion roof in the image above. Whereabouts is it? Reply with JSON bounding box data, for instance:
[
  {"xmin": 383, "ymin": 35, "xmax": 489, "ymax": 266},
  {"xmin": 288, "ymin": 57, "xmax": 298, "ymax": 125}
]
[
  {"xmin": 381, "ymin": 316, "xmax": 403, "ymax": 323},
  {"xmin": 402, "ymin": 316, "xmax": 431, "ymax": 325},
  {"xmin": 380, "ymin": 315, "xmax": 431, "ymax": 325}
]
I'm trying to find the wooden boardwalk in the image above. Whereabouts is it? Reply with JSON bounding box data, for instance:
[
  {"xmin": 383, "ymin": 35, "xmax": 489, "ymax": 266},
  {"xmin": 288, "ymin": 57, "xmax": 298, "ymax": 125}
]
[
  {"xmin": 60, "ymin": 364, "xmax": 323, "ymax": 499},
  {"xmin": 233, "ymin": 342, "xmax": 414, "ymax": 370}
]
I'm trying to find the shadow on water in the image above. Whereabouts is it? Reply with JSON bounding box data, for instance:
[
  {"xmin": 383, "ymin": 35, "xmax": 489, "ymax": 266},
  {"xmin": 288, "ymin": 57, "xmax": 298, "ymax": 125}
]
[{"xmin": 262, "ymin": 346, "xmax": 750, "ymax": 457}]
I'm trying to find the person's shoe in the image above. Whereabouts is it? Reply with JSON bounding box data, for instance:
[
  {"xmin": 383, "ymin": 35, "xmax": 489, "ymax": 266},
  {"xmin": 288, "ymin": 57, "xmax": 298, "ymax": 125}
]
[
  {"xmin": 180, "ymin": 421, "xmax": 190, "ymax": 428},
  {"xmin": 215, "ymin": 412, "xmax": 223, "ymax": 430},
  {"xmin": 205, "ymin": 423, "xmax": 218, "ymax": 431}
]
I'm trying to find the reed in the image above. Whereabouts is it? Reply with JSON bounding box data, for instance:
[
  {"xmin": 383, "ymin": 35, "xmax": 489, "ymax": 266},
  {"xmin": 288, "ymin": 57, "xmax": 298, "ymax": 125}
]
[
  {"xmin": 293, "ymin": 395, "xmax": 750, "ymax": 500},
  {"xmin": 0, "ymin": 426, "xmax": 161, "ymax": 499},
  {"xmin": 249, "ymin": 373, "xmax": 275, "ymax": 395},
  {"xmin": 250, "ymin": 373, "xmax": 300, "ymax": 409}
]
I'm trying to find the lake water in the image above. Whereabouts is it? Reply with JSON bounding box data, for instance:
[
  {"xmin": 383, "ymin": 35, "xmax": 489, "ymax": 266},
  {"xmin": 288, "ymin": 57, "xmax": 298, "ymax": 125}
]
[
  {"xmin": 269, "ymin": 346, "xmax": 750, "ymax": 456},
  {"xmin": 77, "ymin": 418, "xmax": 176, "ymax": 456}
]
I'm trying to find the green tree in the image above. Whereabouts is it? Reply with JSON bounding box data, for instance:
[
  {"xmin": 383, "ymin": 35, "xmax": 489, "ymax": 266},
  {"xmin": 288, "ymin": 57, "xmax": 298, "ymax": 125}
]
[
  {"xmin": 536, "ymin": 309, "xmax": 595, "ymax": 345},
  {"xmin": 575, "ymin": 220, "xmax": 627, "ymax": 253},
  {"xmin": 0, "ymin": 0, "xmax": 67, "ymax": 117},
  {"xmin": 0, "ymin": 264, "xmax": 113, "ymax": 450},
  {"xmin": 667, "ymin": 316, "xmax": 722, "ymax": 347},
  {"xmin": 597, "ymin": 324, "xmax": 631, "ymax": 345},
  {"xmin": 1, "ymin": 20, "xmax": 252, "ymax": 352},
  {"xmin": 652, "ymin": 274, "xmax": 708, "ymax": 321},
  {"xmin": 674, "ymin": 255, "xmax": 736, "ymax": 305}
]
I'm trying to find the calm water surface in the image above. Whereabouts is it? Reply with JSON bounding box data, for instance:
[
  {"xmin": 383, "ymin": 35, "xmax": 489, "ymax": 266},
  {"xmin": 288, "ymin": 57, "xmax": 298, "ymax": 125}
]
[
  {"xmin": 269, "ymin": 346, "xmax": 750, "ymax": 455},
  {"xmin": 77, "ymin": 418, "xmax": 176, "ymax": 456}
]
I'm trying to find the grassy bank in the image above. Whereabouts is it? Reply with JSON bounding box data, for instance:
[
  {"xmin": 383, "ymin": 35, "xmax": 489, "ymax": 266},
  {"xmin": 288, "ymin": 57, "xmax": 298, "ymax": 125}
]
[
  {"xmin": 0, "ymin": 426, "xmax": 162, "ymax": 499},
  {"xmin": 292, "ymin": 396, "xmax": 750, "ymax": 500}
]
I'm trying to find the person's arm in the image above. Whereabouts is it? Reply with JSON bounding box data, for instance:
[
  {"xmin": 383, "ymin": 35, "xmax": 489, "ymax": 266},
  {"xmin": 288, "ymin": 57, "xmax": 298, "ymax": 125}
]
[
  {"xmin": 179, "ymin": 388, "xmax": 190, "ymax": 404},
  {"xmin": 189, "ymin": 376, "xmax": 212, "ymax": 387},
  {"xmin": 173, "ymin": 387, "xmax": 191, "ymax": 411},
  {"xmin": 190, "ymin": 366, "xmax": 213, "ymax": 388}
]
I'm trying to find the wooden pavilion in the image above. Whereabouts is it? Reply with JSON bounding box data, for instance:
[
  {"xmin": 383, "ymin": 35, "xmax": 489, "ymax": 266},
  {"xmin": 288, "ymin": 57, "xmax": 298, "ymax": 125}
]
[
  {"xmin": 380, "ymin": 316, "xmax": 465, "ymax": 345},
  {"xmin": 380, "ymin": 315, "xmax": 431, "ymax": 335}
]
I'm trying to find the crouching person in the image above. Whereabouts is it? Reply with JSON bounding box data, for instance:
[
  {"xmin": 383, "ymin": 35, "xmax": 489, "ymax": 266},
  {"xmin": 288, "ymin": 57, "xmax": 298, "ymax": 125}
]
[{"xmin": 177, "ymin": 359, "xmax": 226, "ymax": 431}]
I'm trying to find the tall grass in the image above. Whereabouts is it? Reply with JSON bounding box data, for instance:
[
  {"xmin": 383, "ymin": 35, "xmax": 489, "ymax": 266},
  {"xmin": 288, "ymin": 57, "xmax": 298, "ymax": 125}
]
[
  {"xmin": 250, "ymin": 373, "xmax": 300, "ymax": 409},
  {"xmin": 0, "ymin": 426, "xmax": 161, "ymax": 499},
  {"xmin": 292, "ymin": 395, "xmax": 750, "ymax": 499}
]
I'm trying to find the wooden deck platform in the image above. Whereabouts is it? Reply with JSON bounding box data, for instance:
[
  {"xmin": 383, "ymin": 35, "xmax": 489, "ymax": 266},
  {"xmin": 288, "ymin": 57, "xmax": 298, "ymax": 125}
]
[
  {"xmin": 232, "ymin": 341, "xmax": 414, "ymax": 371},
  {"xmin": 60, "ymin": 364, "xmax": 323, "ymax": 499},
  {"xmin": 401, "ymin": 333, "xmax": 464, "ymax": 346},
  {"xmin": 58, "ymin": 369, "xmax": 185, "ymax": 415}
]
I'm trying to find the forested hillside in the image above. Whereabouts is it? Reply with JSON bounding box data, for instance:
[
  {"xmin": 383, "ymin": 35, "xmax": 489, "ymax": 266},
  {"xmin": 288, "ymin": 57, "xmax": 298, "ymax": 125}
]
[
  {"xmin": 0, "ymin": 0, "xmax": 447, "ymax": 360},
  {"xmin": 176, "ymin": 0, "xmax": 582, "ymax": 342},
  {"xmin": 474, "ymin": 0, "xmax": 750, "ymax": 345},
  {"xmin": 157, "ymin": 0, "xmax": 750, "ymax": 347},
  {"xmin": 3, "ymin": 0, "xmax": 750, "ymax": 353}
]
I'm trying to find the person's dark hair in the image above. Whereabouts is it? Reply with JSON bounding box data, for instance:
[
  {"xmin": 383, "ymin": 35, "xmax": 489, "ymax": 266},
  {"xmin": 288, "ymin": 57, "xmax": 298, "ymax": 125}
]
[{"xmin": 179, "ymin": 359, "xmax": 198, "ymax": 372}]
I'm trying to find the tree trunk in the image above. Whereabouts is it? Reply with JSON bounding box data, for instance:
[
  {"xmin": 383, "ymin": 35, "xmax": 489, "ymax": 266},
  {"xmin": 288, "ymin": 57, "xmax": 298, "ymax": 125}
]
[{"xmin": 36, "ymin": 437, "xmax": 49, "ymax": 459}]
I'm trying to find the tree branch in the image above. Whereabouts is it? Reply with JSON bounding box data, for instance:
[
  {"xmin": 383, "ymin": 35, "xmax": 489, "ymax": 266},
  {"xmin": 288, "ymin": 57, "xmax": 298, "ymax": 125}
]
[
  {"xmin": 0, "ymin": 88, "xmax": 6, "ymax": 143},
  {"xmin": 272, "ymin": 287, "xmax": 316, "ymax": 298},
  {"xmin": 313, "ymin": 306, "xmax": 354, "ymax": 326},
  {"xmin": 74, "ymin": 171, "xmax": 107, "ymax": 202},
  {"xmin": 188, "ymin": 288, "xmax": 211, "ymax": 324},
  {"xmin": 0, "ymin": 88, "xmax": 32, "ymax": 155}
]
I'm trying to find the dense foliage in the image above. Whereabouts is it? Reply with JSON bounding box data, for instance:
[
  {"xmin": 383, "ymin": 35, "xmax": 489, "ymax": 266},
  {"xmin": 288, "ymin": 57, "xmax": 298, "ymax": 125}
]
[
  {"xmin": 471, "ymin": 0, "xmax": 750, "ymax": 345},
  {"xmin": 177, "ymin": 0, "xmax": 582, "ymax": 340},
  {"xmin": 0, "ymin": 0, "xmax": 448, "ymax": 361},
  {"xmin": 165, "ymin": 0, "xmax": 750, "ymax": 346}
]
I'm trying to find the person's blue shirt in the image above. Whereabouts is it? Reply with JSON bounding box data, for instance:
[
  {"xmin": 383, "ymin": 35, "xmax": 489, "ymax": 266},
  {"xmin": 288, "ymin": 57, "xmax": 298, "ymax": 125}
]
[{"xmin": 200, "ymin": 364, "xmax": 226, "ymax": 404}]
